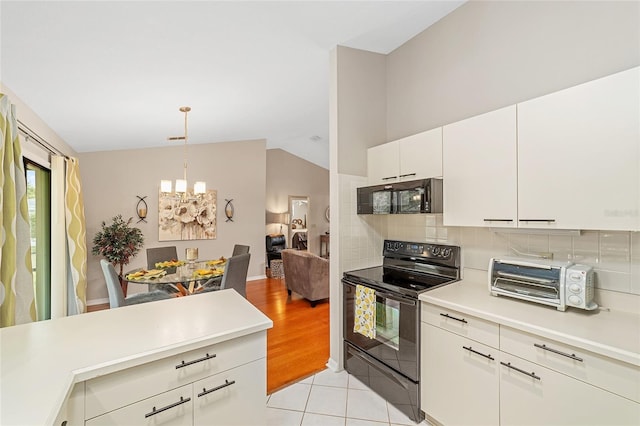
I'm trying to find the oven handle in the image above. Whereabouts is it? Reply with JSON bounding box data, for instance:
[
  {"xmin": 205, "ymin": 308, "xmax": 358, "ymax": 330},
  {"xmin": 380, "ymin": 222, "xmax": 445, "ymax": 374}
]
[
  {"xmin": 343, "ymin": 280, "xmax": 416, "ymax": 306},
  {"xmin": 375, "ymin": 290, "xmax": 417, "ymax": 306},
  {"xmin": 347, "ymin": 343, "xmax": 416, "ymax": 387}
]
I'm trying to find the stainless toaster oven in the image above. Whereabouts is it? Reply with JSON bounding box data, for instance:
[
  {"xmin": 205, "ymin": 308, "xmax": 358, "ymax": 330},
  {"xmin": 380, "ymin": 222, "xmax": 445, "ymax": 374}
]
[{"xmin": 489, "ymin": 258, "xmax": 597, "ymax": 311}]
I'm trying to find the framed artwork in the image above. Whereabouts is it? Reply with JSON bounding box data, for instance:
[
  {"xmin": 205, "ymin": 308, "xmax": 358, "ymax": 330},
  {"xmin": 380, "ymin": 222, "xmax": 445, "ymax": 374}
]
[{"xmin": 158, "ymin": 189, "xmax": 217, "ymax": 241}]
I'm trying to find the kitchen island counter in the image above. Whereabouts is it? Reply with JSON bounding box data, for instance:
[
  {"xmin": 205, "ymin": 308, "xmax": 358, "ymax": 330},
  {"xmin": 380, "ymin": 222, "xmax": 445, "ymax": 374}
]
[
  {"xmin": 419, "ymin": 272, "xmax": 640, "ymax": 367},
  {"xmin": 0, "ymin": 289, "xmax": 273, "ymax": 425}
]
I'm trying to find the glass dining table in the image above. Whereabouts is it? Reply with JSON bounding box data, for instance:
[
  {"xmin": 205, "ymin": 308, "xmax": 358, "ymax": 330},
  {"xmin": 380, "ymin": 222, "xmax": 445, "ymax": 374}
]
[{"xmin": 125, "ymin": 259, "xmax": 226, "ymax": 295}]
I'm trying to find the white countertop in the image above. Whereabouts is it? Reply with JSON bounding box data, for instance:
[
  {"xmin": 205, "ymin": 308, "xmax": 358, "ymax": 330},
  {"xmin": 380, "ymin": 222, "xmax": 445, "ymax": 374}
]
[
  {"xmin": 419, "ymin": 276, "xmax": 640, "ymax": 367},
  {"xmin": 0, "ymin": 290, "xmax": 273, "ymax": 426}
]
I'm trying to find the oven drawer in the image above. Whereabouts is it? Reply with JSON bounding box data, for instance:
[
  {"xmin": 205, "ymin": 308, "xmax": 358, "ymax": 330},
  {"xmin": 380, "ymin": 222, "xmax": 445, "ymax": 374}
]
[
  {"xmin": 500, "ymin": 326, "xmax": 640, "ymax": 403},
  {"xmin": 421, "ymin": 303, "xmax": 499, "ymax": 348}
]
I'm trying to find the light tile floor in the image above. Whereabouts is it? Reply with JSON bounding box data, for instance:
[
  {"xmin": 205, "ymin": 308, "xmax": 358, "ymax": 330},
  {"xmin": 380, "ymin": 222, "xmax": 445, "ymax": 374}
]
[{"xmin": 266, "ymin": 369, "xmax": 430, "ymax": 426}]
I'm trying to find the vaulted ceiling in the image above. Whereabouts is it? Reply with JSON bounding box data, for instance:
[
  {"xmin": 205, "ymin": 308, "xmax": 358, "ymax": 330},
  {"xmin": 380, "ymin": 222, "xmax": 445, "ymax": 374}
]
[{"xmin": 1, "ymin": 1, "xmax": 464, "ymax": 169}]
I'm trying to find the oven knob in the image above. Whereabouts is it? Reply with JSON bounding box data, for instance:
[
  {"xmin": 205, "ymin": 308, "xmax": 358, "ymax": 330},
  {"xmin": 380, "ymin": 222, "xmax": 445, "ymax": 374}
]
[
  {"xmin": 568, "ymin": 295, "xmax": 582, "ymax": 306},
  {"xmin": 442, "ymin": 248, "xmax": 451, "ymax": 257},
  {"xmin": 569, "ymin": 272, "xmax": 583, "ymax": 281},
  {"xmin": 432, "ymin": 247, "xmax": 440, "ymax": 256},
  {"xmin": 569, "ymin": 284, "xmax": 582, "ymax": 294}
]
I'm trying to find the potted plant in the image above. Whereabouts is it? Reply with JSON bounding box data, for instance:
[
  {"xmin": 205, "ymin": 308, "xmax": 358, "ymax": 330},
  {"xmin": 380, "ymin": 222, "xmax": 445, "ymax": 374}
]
[{"xmin": 92, "ymin": 214, "xmax": 144, "ymax": 296}]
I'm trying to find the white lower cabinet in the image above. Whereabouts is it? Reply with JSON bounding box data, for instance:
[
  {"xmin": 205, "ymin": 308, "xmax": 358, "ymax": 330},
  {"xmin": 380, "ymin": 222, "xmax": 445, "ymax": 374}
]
[
  {"xmin": 422, "ymin": 323, "xmax": 499, "ymax": 425},
  {"xmin": 421, "ymin": 303, "xmax": 640, "ymax": 425},
  {"xmin": 86, "ymin": 385, "xmax": 193, "ymax": 426},
  {"xmin": 500, "ymin": 354, "xmax": 639, "ymax": 426},
  {"xmin": 193, "ymin": 359, "xmax": 266, "ymax": 425}
]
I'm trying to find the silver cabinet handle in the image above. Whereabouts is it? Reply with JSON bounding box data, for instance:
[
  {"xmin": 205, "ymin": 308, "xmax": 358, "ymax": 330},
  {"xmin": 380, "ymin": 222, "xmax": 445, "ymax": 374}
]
[
  {"xmin": 399, "ymin": 173, "xmax": 416, "ymax": 178},
  {"xmin": 382, "ymin": 176, "xmax": 398, "ymax": 181},
  {"xmin": 534, "ymin": 343, "xmax": 583, "ymax": 362},
  {"xmin": 440, "ymin": 312, "xmax": 467, "ymax": 324},
  {"xmin": 198, "ymin": 379, "xmax": 236, "ymax": 397},
  {"xmin": 518, "ymin": 219, "xmax": 556, "ymax": 223},
  {"xmin": 463, "ymin": 345, "xmax": 494, "ymax": 361},
  {"xmin": 483, "ymin": 219, "xmax": 513, "ymax": 222},
  {"xmin": 175, "ymin": 352, "xmax": 216, "ymax": 369},
  {"xmin": 500, "ymin": 362, "xmax": 541, "ymax": 380},
  {"xmin": 145, "ymin": 396, "xmax": 191, "ymax": 418}
]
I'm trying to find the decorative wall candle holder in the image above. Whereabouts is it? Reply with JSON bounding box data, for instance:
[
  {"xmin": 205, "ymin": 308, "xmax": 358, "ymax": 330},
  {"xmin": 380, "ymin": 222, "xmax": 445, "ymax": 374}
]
[
  {"xmin": 225, "ymin": 199, "xmax": 235, "ymax": 222},
  {"xmin": 136, "ymin": 196, "xmax": 148, "ymax": 223}
]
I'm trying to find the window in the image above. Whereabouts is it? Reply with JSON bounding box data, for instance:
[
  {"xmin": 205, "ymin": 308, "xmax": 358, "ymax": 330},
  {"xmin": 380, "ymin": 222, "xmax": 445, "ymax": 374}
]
[{"xmin": 25, "ymin": 160, "xmax": 51, "ymax": 320}]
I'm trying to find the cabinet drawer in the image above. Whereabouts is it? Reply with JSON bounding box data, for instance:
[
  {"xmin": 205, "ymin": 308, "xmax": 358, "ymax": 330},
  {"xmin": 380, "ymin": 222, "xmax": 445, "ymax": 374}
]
[
  {"xmin": 86, "ymin": 331, "xmax": 265, "ymax": 419},
  {"xmin": 499, "ymin": 353, "xmax": 640, "ymax": 426},
  {"xmin": 193, "ymin": 358, "xmax": 267, "ymax": 425},
  {"xmin": 500, "ymin": 326, "xmax": 640, "ymax": 403},
  {"xmin": 86, "ymin": 384, "xmax": 192, "ymax": 426},
  {"xmin": 421, "ymin": 303, "xmax": 499, "ymax": 348}
]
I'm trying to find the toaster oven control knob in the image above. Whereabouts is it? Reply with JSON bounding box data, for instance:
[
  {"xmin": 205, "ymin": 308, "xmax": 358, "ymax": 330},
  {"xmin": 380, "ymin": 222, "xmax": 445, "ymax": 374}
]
[
  {"xmin": 569, "ymin": 272, "xmax": 583, "ymax": 281},
  {"xmin": 569, "ymin": 283, "xmax": 582, "ymax": 293},
  {"xmin": 568, "ymin": 295, "xmax": 582, "ymax": 306}
]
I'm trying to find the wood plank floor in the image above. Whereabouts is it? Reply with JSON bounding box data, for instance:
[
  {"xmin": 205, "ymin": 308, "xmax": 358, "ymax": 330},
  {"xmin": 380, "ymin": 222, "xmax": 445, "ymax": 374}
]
[{"xmin": 88, "ymin": 276, "xmax": 329, "ymax": 394}]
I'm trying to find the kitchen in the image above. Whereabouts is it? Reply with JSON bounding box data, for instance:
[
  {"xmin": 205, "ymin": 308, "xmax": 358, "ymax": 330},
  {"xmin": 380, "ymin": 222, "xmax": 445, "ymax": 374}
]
[
  {"xmin": 1, "ymin": 1, "xmax": 639, "ymax": 425},
  {"xmin": 330, "ymin": 1, "xmax": 639, "ymax": 424}
]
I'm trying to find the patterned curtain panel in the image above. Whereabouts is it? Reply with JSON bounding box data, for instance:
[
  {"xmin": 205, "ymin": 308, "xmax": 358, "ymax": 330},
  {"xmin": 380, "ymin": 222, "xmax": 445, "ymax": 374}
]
[
  {"xmin": 0, "ymin": 94, "xmax": 35, "ymax": 327},
  {"xmin": 64, "ymin": 157, "xmax": 87, "ymax": 315}
]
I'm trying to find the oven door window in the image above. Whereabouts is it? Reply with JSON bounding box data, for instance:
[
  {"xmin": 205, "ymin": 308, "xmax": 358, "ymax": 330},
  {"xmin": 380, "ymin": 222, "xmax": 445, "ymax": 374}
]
[
  {"xmin": 375, "ymin": 296, "xmax": 400, "ymax": 350},
  {"xmin": 396, "ymin": 188, "xmax": 424, "ymax": 213}
]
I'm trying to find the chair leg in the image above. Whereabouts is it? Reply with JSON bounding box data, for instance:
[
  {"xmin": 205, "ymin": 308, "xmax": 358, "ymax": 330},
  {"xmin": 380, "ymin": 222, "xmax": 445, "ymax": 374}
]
[
  {"xmin": 287, "ymin": 289, "xmax": 291, "ymax": 296},
  {"xmin": 310, "ymin": 300, "xmax": 317, "ymax": 308}
]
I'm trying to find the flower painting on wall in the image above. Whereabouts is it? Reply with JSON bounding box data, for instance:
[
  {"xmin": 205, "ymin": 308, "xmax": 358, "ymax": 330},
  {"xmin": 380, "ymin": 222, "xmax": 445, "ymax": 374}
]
[{"xmin": 159, "ymin": 190, "xmax": 217, "ymax": 241}]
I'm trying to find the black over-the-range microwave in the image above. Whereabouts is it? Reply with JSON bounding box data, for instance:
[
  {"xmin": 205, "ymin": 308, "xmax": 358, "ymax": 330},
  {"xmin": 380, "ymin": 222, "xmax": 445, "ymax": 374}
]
[{"xmin": 357, "ymin": 178, "xmax": 443, "ymax": 214}]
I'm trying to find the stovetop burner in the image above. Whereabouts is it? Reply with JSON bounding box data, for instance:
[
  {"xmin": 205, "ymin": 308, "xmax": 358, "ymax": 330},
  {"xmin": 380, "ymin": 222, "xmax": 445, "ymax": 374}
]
[{"xmin": 342, "ymin": 240, "xmax": 461, "ymax": 298}]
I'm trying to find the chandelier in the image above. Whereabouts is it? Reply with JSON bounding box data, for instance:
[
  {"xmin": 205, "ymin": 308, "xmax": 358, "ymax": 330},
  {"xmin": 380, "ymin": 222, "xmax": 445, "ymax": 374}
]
[{"xmin": 160, "ymin": 106, "xmax": 206, "ymax": 196}]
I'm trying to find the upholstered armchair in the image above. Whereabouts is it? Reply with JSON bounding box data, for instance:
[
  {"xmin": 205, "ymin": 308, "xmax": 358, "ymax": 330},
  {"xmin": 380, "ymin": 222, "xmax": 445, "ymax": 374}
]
[{"xmin": 281, "ymin": 249, "xmax": 329, "ymax": 307}]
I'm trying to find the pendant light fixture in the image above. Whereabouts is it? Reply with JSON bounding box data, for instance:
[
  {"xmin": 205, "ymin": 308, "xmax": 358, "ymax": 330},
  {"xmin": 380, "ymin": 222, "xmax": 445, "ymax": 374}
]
[{"xmin": 160, "ymin": 106, "xmax": 206, "ymax": 196}]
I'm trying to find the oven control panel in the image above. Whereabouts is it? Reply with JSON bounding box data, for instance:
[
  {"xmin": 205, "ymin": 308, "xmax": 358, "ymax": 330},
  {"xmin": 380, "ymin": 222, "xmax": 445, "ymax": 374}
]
[{"xmin": 384, "ymin": 240, "xmax": 459, "ymax": 265}]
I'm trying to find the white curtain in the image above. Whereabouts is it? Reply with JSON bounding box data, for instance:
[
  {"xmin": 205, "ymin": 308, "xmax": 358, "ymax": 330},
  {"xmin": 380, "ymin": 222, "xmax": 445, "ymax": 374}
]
[{"xmin": 0, "ymin": 94, "xmax": 35, "ymax": 327}]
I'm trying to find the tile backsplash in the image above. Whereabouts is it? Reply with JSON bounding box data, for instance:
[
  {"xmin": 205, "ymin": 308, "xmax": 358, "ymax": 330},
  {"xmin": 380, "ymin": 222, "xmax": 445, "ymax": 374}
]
[{"xmin": 338, "ymin": 173, "xmax": 639, "ymax": 297}]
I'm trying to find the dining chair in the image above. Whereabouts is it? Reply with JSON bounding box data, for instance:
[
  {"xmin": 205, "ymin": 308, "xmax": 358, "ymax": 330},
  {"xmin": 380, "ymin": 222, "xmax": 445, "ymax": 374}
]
[
  {"xmin": 219, "ymin": 253, "xmax": 251, "ymax": 298},
  {"xmin": 232, "ymin": 244, "xmax": 250, "ymax": 256},
  {"xmin": 147, "ymin": 246, "xmax": 179, "ymax": 272},
  {"xmin": 100, "ymin": 260, "xmax": 174, "ymax": 309}
]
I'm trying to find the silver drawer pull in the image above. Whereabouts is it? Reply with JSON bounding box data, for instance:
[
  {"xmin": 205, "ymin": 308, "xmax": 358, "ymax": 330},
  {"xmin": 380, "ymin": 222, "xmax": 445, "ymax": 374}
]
[
  {"xmin": 462, "ymin": 346, "xmax": 494, "ymax": 361},
  {"xmin": 500, "ymin": 362, "xmax": 541, "ymax": 380},
  {"xmin": 175, "ymin": 352, "xmax": 216, "ymax": 369},
  {"xmin": 439, "ymin": 313, "xmax": 467, "ymax": 324},
  {"xmin": 534, "ymin": 343, "xmax": 583, "ymax": 362},
  {"xmin": 518, "ymin": 219, "xmax": 556, "ymax": 223},
  {"xmin": 197, "ymin": 379, "xmax": 236, "ymax": 397},
  {"xmin": 483, "ymin": 219, "xmax": 513, "ymax": 222},
  {"xmin": 145, "ymin": 396, "xmax": 191, "ymax": 418}
]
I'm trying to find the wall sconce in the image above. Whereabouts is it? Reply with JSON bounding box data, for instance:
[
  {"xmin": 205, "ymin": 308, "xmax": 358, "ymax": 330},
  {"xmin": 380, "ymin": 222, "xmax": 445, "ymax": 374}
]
[{"xmin": 136, "ymin": 196, "xmax": 148, "ymax": 223}]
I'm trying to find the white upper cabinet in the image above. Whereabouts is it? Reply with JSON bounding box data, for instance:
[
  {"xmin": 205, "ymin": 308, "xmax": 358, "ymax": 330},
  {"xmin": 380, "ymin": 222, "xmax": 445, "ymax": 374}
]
[
  {"xmin": 367, "ymin": 128, "xmax": 443, "ymax": 185},
  {"xmin": 517, "ymin": 67, "xmax": 640, "ymax": 231},
  {"xmin": 443, "ymin": 106, "xmax": 517, "ymax": 227},
  {"xmin": 367, "ymin": 140, "xmax": 400, "ymax": 184}
]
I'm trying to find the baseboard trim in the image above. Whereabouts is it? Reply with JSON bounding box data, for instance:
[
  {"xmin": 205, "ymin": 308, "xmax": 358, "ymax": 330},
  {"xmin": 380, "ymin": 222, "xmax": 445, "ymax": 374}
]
[{"xmin": 325, "ymin": 357, "xmax": 340, "ymax": 372}]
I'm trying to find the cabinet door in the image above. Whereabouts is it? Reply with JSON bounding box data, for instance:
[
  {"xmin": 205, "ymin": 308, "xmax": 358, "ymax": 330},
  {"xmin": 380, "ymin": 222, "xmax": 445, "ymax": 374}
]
[
  {"xmin": 500, "ymin": 354, "xmax": 640, "ymax": 426},
  {"xmin": 367, "ymin": 141, "xmax": 400, "ymax": 184},
  {"xmin": 443, "ymin": 105, "xmax": 517, "ymax": 227},
  {"xmin": 399, "ymin": 128, "xmax": 443, "ymax": 180},
  {"xmin": 193, "ymin": 358, "xmax": 266, "ymax": 425},
  {"xmin": 421, "ymin": 324, "xmax": 499, "ymax": 426},
  {"xmin": 85, "ymin": 385, "xmax": 192, "ymax": 426},
  {"xmin": 517, "ymin": 67, "xmax": 640, "ymax": 231}
]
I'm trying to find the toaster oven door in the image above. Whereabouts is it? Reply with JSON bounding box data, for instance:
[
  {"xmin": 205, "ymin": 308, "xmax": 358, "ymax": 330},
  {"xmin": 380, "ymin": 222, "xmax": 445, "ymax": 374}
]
[{"xmin": 490, "ymin": 262, "xmax": 562, "ymax": 301}]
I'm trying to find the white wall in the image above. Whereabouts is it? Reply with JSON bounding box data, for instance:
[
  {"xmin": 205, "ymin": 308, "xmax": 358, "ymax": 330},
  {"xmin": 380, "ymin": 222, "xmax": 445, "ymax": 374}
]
[{"xmin": 79, "ymin": 139, "xmax": 267, "ymax": 303}]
